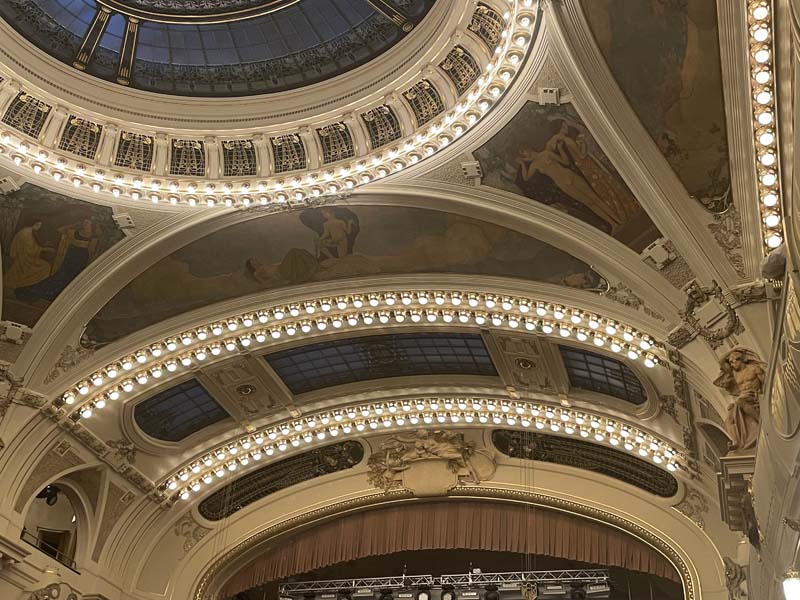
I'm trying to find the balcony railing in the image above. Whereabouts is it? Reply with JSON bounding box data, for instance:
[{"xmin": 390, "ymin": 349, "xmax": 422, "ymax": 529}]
[{"xmin": 20, "ymin": 528, "xmax": 78, "ymax": 572}]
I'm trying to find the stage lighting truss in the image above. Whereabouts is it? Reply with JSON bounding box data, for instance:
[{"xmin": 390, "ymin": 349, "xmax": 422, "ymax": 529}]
[{"xmin": 278, "ymin": 570, "xmax": 611, "ymax": 600}]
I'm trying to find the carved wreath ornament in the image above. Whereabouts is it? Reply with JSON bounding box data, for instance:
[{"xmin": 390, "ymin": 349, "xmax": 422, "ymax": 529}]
[{"xmin": 673, "ymin": 280, "xmax": 742, "ymax": 348}]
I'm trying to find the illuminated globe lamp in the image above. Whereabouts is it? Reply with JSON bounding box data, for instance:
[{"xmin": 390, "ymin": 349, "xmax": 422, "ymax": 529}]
[{"xmin": 784, "ymin": 571, "xmax": 800, "ymax": 600}]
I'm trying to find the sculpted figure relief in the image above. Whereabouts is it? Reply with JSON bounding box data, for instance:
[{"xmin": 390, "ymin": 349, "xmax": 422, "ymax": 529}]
[
  {"xmin": 713, "ymin": 348, "xmax": 767, "ymax": 455},
  {"xmin": 368, "ymin": 430, "xmax": 495, "ymax": 495}
]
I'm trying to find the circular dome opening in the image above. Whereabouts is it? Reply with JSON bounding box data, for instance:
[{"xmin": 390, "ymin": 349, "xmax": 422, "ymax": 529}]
[{"xmin": 0, "ymin": 0, "xmax": 436, "ymax": 96}]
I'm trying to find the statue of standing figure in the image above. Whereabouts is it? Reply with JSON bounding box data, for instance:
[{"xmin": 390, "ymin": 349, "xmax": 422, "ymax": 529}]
[{"xmin": 713, "ymin": 347, "xmax": 767, "ymax": 455}]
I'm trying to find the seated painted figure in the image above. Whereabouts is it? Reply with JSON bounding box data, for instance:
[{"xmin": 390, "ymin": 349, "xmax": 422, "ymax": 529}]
[{"xmin": 15, "ymin": 219, "xmax": 99, "ymax": 303}]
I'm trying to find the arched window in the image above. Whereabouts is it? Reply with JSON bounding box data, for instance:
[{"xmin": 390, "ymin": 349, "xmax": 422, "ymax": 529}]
[
  {"xmin": 559, "ymin": 346, "xmax": 647, "ymax": 405},
  {"xmin": 134, "ymin": 378, "xmax": 231, "ymax": 442}
]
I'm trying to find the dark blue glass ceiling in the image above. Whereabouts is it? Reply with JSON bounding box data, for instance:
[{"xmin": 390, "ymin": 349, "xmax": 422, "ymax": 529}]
[
  {"xmin": 133, "ymin": 378, "xmax": 231, "ymax": 441},
  {"xmin": 558, "ymin": 346, "xmax": 646, "ymax": 405},
  {"xmin": 1, "ymin": 0, "xmax": 436, "ymax": 96},
  {"xmin": 266, "ymin": 332, "xmax": 498, "ymax": 395}
]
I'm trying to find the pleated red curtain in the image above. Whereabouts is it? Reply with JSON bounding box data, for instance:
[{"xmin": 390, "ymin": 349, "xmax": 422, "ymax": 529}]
[{"xmin": 220, "ymin": 501, "xmax": 679, "ymax": 598}]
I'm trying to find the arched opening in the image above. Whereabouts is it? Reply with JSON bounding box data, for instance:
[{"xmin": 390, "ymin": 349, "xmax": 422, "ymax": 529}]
[
  {"xmin": 217, "ymin": 500, "xmax": 683, "ymax": 599},
  {"xmin": 21, "ymin": 483, "xmax": 80, "ymax": 571}
]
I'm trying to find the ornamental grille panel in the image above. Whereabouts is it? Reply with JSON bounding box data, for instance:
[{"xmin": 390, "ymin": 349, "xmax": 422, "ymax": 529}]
[
  {"xmin": 492, "ymin": 429, "xmax": 678, "ymax": 497},
  {"xmin": 115, "ymin": 131, "xmax": 154, "ymax": 172},
  {"xmin": 170, "ymin": 139, "xmax": 206, "ymax": 177},
  {"xmin": 222, "ymin": 140, "xmax": 257, "ymax": 177},
  {"xmin": 271, "ymin": 134, "xmax": 306, "ymax": 174},
  {"xmin": 58, "ymin": 116, "xmax": 102, "ymax": 159},
  {"xmin": 2, "ymin": 92, "xmax": 51, "ymax": 138},
  {"xmin": 317, "ymin": 123, "xmax": 355, "ymax": 164},
  {"xmin": 198, "ymin": 441, "xmax": 364, "ymax": 520},
  {"xmin": 361, "ymin": 105, "xmax": 402, "ymax": 149},
  {"xmin": 440, "ymin": 46, "xmax": 481, "ymax": 96},
  {"xmin": 469, "ymin": 3, "xmax": 505, "ymax": 48},
  {"xmin": 402, "ymin": 80, "xmax": 444, "ymax": 127}
]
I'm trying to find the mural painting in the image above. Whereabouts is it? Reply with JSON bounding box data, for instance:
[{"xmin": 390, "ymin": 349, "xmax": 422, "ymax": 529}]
[
  {"xmin": 474, "ymin": 102, "xmax": 661, "ymax": 252},
  {"xmin": 1, "ymin": 183, "xmax": 124, "ymax": 327},
  {"xmin": 86, "ymin": 205, "xmax": 607, "ymax": 344},
  {"xmin": 583, "ymin": 0, "xmax": 731, "ymax": 212}
]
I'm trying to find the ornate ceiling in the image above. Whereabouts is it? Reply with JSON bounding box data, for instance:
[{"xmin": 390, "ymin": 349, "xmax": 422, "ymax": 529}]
[
  {"xmin": 0, "ymin": 0, "xmax": 789, "ymax": 599},
  {"xmin": 0, "ymin": 0, "xmax": 434, "ymax": 95}
]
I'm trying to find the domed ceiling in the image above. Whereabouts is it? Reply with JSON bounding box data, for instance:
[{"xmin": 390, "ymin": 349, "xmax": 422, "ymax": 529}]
[{"xmin": 0, "ymin": 0, "xmax": 435, "ymax": 96}]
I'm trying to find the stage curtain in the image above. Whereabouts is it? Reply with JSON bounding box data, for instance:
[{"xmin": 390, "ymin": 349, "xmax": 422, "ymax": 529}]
[{"xmin": 220, "ymin": 501, "xmax": 680, "ymax": 597}]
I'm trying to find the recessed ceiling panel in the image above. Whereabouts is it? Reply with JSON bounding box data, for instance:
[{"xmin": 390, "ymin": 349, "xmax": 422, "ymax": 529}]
[
  {"xmin": 265, "ymin": 332, "xmax": 498, "ymax": 394},
  {"xmin": 133, "ymin": 378, "xmax": 231, "ymax": 441}
]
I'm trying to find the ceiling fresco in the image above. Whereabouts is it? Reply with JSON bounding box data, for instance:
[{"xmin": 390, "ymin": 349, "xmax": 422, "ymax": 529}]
[
  {"xmin": 86, "ymin": 205, "xmax": 606, "ymax": 344},
  {"xmin": 474, "ymin": 102, "xmax": 661, "ymax": 252},
  {"xmin": 0, "ymin": 183, "xmax": 124, "ymax": 328},
  {"xmin": 583, "ymin": 0, "xmax": 732, "ymax": 212}
]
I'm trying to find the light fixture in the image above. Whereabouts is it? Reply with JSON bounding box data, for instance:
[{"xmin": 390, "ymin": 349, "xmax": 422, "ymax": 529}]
[{"xmin": 784, "ymin": 571, "xmax": 800, "ymax": 600}]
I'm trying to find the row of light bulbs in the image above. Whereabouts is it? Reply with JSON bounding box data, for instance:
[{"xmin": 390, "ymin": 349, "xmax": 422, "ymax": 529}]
[
  {"xmin": 0, "ymin": 0, "xmax": 535, "ymax": 209},
  {"xmin": 57, "ymin": 290, "xmax": 661, "ymax": 418},
  {"xmin": 748, "ymin": 0, "xmax": 783, "ymax": 250},
  {"xmin": 164, "ymin": 398, "xmax": 684, "ymax": 501}
]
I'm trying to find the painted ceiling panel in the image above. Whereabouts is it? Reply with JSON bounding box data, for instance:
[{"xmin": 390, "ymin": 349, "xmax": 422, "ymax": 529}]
[
  {"xmin": 265, "ymin": 332, "xmax": 498, "ymax": 394},
  {"xmin": 475, "ymin": 102, "xmax": 662, "ymax": 253},
  {"xmin": 86, "ymin": 205, "xmax": 606, "ymax": 344},
  {"xmin": 0, "ymin": 182, "xmax": 124, "ymax": 328},
  {"xmin": 582, "ymin": 0, "xmax": 732, "ymax": 212}
]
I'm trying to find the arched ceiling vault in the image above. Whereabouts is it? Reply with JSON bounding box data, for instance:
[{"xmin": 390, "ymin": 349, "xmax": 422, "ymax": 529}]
[{"xmin": 0, "ymin": 1, "xmax": 778, "ymax": 599}]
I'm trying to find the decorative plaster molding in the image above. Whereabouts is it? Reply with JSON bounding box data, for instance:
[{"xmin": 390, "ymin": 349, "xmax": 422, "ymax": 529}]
[
  {"xmin": 723, "ymin": 556, "xmax": 748, "ymax": 600},
  {"xmin": 673, "ymin": 487, "xmax": 708, "ymax": 530},
  {"xmin": 367, "ymin": 430, "xmax": 496, "ymax": 495},
  {"xmin": 708, "ymin": 206, "xmax": 747, "ymax": 279},
  {"xmin": 44, "ymin": 345, "xmax": 94, "ymax": 386},
  {"xmin": 601, "ymin": 282, "xmax": 665, "ymax": 322},
  {"xmin": 106, "ymin": 438, "xmax": 136, "ymax": 464},
  {"xmin": 174, "ymin": 512, "xmax": 212, "ymax": 557},
  {"xmin": 669, "ymin": 281, "xmax": 744, "ymax": 349}
]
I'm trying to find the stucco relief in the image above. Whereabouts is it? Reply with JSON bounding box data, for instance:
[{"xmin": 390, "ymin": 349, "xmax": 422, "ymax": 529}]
[
  {"xmin": 367, "ymin": 430, "xmax": 495, "ymax": 496},
  {"xmin": 44, "ymin": 344, "xmax": 93, "ymax": 385},
  {"xmin": 673, "ymin": 487, "xmax": 708, "ymax": 529},
  {"xmin": 174, "ymin": 512, "xmax": 212, "ymax": 557},
  {"xmin": 714, "ymin": 348, "xmax": 766, "ymax": 456}
]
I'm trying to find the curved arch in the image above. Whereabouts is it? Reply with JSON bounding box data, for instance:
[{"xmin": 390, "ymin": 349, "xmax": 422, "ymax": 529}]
[
  {"xmin": 219, "ymin": 499, "xmax": 681, "ymax": 596},
  {"xmin": 21, "ymin": 473, "xmax": 96, "ymax": 571},
  {"xmin": 141, "ymin": 460, "xmax": 727, "ymax": 600},
  {"xmin": 44, "ymin": 280, "xmax": 667, "ymax": 422},
  {"xmin": 14, "ymin": 184, "xmax": 680, "ymax": 389}
]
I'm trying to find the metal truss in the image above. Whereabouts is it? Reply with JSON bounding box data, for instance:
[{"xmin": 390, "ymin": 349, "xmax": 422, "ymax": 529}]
[
  {"xmin": 440, "ymin": 569, "xmax": 609, "ymax": 586},
  {"xmin": 279, "ymin": 570, "xmax": 609, "ymax": 594}
]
